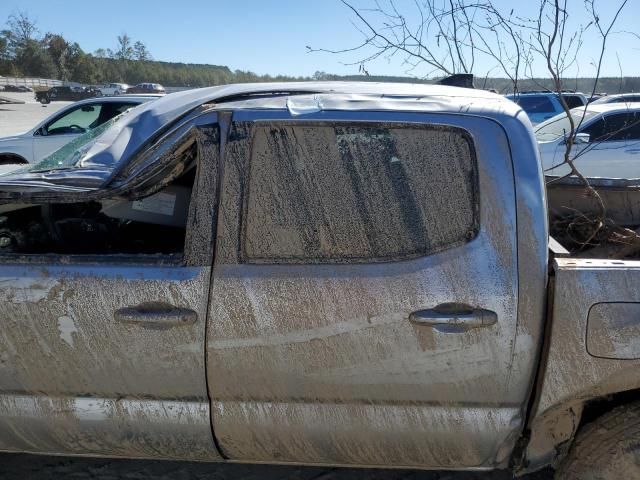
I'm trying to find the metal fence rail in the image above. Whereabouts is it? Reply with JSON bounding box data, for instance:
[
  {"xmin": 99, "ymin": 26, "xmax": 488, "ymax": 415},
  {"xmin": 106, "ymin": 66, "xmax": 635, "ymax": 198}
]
[{"xmin": 0, "ymin": 77, "xmax": 64, "ymax": 88}]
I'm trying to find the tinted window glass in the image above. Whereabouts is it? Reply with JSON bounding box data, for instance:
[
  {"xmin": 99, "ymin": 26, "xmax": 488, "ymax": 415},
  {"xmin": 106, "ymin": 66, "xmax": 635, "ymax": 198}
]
[
  {"xmin": 583, "ymin": 112, "xmax": 640, "ymax": 142},
  {"xmin": 626, "ymin": 114, "xmax": 640, "ymax": 140},
  {"xmin": 608, "ymin": 112, "xmax": 640, "ymax": 141},
  {"xmin": 514, "ymin": 96, "xmax": 556, "ymax": 114},
  {"xmin": 582, "ymin": 118, "xmax": 605, "ymax": 141},
  {"xmin": 562, "ymin": 95, "xmax": 585, "ymax": 109},
  {"xmin": 46, "ymin": 102, "xmax": 136, "ymax": 135},
  {"xmin": 244, "ymin": 123, "xmax": 479, "ymax": 263}
]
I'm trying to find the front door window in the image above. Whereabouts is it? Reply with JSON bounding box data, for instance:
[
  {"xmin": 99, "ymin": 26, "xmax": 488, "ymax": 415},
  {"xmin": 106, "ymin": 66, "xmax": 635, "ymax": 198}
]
[{"xmin": 44, "ymin": 103, "xmax": 135, "ymax": 135}]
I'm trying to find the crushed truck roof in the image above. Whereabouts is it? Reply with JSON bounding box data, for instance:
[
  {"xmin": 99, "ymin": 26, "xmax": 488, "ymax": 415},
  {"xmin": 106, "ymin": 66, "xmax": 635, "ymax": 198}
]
[
  {"xmin": 0, "ymin": 82, "xmax": 529, "ymax": 199},
  {"xmin": 79, "ymin": 81, "xmax": 522, "ymax": 169}
]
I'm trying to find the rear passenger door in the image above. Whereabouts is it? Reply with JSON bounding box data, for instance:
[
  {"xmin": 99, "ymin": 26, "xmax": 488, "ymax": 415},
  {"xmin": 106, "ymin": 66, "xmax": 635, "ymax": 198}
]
[{"xmin": 208, "ymin": 110, "xmax": 523, "ymax": 468}]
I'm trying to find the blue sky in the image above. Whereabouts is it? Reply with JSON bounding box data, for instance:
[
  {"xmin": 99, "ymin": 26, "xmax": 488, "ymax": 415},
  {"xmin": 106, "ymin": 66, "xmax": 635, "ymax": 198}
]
[{"xmin": 1, "ymin": 0, "xmax": 638, "ymax": 78}]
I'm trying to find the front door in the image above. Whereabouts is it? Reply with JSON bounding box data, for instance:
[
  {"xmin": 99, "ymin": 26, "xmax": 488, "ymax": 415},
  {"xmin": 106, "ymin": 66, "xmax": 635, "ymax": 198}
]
[
  {"xmin": 207, "ymin": 110, "xmax": 527, "ymax": 468},
  {"xmin": 0, "ymin": 118, "xmax": 223, "ymax": 461}
]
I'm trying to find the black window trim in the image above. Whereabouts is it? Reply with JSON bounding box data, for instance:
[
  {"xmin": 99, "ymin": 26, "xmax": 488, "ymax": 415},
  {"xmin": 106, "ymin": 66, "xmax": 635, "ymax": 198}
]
[{"xmin": 39, "ymin": 101, "xmax": 139, "ymax": 135}]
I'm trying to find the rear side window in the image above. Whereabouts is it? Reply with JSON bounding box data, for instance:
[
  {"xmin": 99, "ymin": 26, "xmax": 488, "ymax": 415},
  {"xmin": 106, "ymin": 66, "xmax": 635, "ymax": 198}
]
[
  {"xmin": 562, "ymin": 95, "xmax": 585, "ymax": 109},
  {"xmin": 608, "ymin": 112, "xmax": 640, "ymax": 141},
  {"xmin": 584, "ymin": 112, "xmax": 640, "ymax": 142},
  {"xmin": 243, "ymin": 122, "xmax": 479, "ymax": 263},
  {"xmin": 515, "ymin": 96, "xmax": 556, "ymax": 114},
  {"xmin": 45, "ymin": 102, "xmax": 136, "ymax": 135}
]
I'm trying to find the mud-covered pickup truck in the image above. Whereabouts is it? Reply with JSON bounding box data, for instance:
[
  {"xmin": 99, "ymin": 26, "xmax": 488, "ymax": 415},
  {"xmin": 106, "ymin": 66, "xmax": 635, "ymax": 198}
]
[{"xmin": 0, "ymin": 82, "xmax": 638, "ymax": 479}]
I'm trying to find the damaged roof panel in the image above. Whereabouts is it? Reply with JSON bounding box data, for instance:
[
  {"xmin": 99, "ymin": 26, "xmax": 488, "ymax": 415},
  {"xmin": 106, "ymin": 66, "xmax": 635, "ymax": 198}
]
[{"xmin": 0, "ymin": 82, "xmax": 521, "ymax": 200}]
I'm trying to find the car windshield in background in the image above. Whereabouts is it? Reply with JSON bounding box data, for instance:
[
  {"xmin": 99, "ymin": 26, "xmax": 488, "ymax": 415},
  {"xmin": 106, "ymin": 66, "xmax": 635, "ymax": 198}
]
[{"xmin": 534, "ymin": 109, "xmax": 598, "ymax": 142}]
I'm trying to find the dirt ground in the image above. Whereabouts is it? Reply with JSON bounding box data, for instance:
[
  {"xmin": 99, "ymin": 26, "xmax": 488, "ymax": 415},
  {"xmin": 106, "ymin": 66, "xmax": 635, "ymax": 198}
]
[{"xmin": 0, "ymin": 453, "xmax": 553, "ymax": 479}]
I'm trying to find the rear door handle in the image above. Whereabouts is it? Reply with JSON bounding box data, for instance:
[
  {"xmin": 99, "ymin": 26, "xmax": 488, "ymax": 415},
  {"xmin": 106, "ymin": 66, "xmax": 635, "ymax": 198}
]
[
  {"xmin": 409, "ymin": 304, "xmax": 497, "ymax": 332},
  {"xmin": 115, "ymin": 302, "xmax": 197, "ymax": 327},
  {"xmin": 625, "ymin": 149, "xmax": 640, "ymax": 154}
]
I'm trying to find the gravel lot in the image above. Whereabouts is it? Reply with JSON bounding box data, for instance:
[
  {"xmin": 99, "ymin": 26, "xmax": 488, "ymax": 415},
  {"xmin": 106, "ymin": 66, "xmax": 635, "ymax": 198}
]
[
  {"xmin": 0, "ymin": 453, "xmax": 553, "ymax": 480},
  {"xmin": 0, "ymin": 92, "xmax": 70, "ymax": 136},
  {"xmin": 0, "ymin": 93, "xmax": 556, "ymax": 480}
]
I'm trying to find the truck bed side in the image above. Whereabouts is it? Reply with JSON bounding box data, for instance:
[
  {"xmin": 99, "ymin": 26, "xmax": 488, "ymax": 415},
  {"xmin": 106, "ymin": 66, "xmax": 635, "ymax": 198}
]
[{"xmin": 525, "ymin": 258, "xmax": 640, "ymax": 469}]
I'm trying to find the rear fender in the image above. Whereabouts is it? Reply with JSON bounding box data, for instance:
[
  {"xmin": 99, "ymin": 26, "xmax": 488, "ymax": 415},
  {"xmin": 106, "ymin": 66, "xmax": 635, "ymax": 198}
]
[{"xmin": 523, "ymin": 258, "xmax": 640, "ymax": 472}]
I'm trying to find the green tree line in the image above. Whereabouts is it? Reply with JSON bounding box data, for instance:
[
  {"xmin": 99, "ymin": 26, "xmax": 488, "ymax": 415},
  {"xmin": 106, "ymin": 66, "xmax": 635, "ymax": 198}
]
[{"xmin": 0, "ymin": 12, "xmax": 311, "ymax": 86}]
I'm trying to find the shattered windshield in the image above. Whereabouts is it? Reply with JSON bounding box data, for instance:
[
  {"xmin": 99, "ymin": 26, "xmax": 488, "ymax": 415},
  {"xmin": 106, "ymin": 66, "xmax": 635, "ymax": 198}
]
[{"xmin": 0, "ymin": 106, "xmax": 137, "ymax": 179}]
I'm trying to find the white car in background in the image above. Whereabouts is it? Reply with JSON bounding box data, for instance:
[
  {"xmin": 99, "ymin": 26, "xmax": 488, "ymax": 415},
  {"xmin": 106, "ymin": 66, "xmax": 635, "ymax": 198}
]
[
  {"xmin": 99, "ymin": 83, "xmax": 130, "ymax": 96},
  {"xmin": 0, "ymin": 95, "xmax": 159, "ymax": 165},
  {"xmin": 536, "ymin": 102, "xmax": 640, "ymax": 178},
  {"xmin": 591, "ymin": 92, "xmax": 640, "ymax": 105}
]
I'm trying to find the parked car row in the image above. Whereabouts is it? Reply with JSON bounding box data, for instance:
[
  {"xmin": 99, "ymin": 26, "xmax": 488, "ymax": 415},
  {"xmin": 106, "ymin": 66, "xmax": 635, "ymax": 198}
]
[
  {"xmin": 34, "ymin": 83, "xmax": 166, "ymax": 103},
  {"xmin": 507, "ymin": 91, "xmax": 640, "ymax": 125},
  {"xmin": 504, "ymin": 90, "xmax": 640, "ymax": 179}
]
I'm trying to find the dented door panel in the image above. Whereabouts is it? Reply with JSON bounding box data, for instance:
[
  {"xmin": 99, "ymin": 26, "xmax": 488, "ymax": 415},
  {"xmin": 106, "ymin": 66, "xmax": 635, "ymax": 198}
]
[
  {"xmin": 207, "ymin": 111, "xmax": 526, "ymax": 468},
  {"xmin": 0, "ymin": 263, "xmax": 221, "ymax": 460}
]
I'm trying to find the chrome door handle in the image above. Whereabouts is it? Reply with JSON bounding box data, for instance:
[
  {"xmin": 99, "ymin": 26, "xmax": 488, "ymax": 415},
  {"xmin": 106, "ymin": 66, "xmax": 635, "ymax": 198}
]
[
  {"xmin": 115, "ymin": 302, "xmax": 197, "ymax": 327},
  {"xmin": 409, "ymin": 304, "xmax": 497, "ymax": 332}
]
